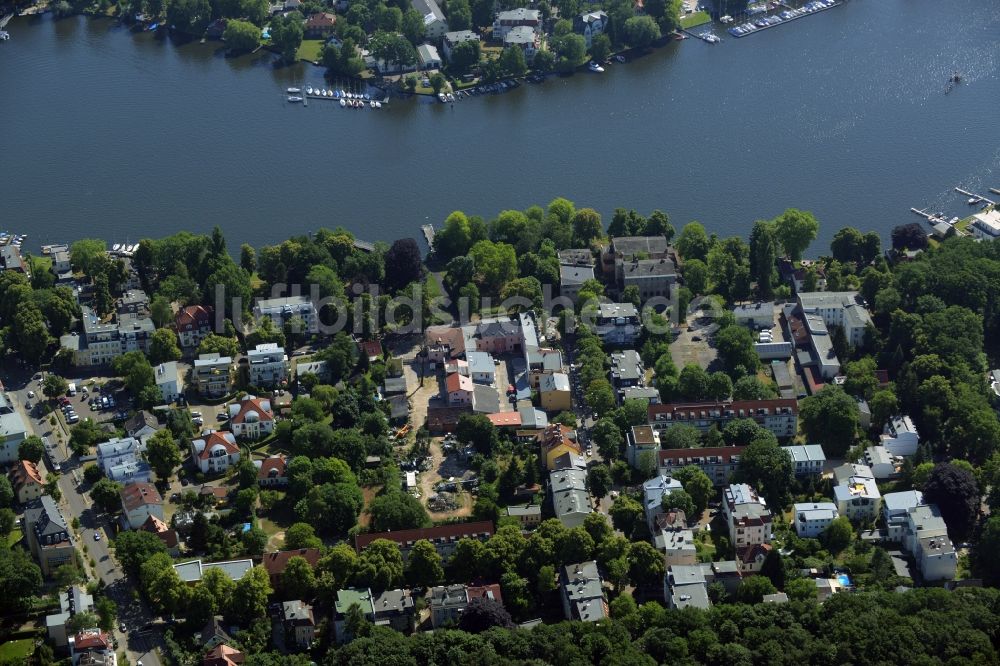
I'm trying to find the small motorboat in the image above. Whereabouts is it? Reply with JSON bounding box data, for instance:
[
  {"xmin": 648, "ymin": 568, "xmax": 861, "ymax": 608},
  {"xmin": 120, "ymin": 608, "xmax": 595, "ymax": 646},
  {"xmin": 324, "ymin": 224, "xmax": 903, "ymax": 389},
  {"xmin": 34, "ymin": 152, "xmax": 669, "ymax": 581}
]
[
  {"xmin": 287, "ymin": 87, "xmax": 301, "ymax": 94},
  {"xmin": 968, "ymin": 197, "xmax": 980, "ymax": 205},
  {"xmin": 447, "ymin": 93, "xmax": 455, "ymax": 102},
  {"xmin": 326, "ymin": 90, "xmax": 333, "ymax": 97},
  {"xmin": 438, "ymin": 92, "xmax": 448, "ymax": 103},
  {"xmin": 113, "ymin": 244, "xmax": 122, "ymax": 252},
  {"xmin": 306, "ymin": 86, "xmax": 314, "ymax": 95},
  {"xmin": 369, "ymin": 100, "xmax": 375, "ymax": 108},
  {"xmin": 340, "ymin": 98, "xmax": 346, "ymax": 107},
  {"xmin": 375, "ymin": 101, "xmax": 382, "ymax": 109},
  {"xmin": 615, "ymin": 55, "xmax": 625, "ymax": 63},
  {"xmin": 288, "ymin": 96, "xmax": 303, "ymax": 102},
  {"xmin": 588, "ymin": 61, "xmax": 604, "ymax": 73}
]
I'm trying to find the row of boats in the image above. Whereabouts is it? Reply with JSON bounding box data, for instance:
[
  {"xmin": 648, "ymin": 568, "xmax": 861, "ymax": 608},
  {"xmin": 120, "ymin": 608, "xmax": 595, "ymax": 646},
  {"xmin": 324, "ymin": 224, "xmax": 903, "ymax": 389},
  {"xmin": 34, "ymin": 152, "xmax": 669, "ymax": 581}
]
[
  {"xmin": 0, "ymin": 232, "xmax": 27, "ymax": 247},
  {"xmin": 112, "ymin": 243, "xmax": 140, "ymax": 256},
  {"xmin": 286, "ymin": 86, "xmax": 384, "ymax": 108},
  {"xmin": 727, "ymin": 0, "xmax": 837, "ymax": 36}
]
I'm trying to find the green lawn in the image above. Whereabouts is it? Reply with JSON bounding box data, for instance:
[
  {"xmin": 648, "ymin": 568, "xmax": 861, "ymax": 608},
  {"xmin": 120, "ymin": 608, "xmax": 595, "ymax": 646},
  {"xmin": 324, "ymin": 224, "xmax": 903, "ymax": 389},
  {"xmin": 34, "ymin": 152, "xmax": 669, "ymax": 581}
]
[
  {"xmin": 0, "ymin": 639, "xmax": 34, "ymax": 661},
  {"xmin": 296, "ymin": 39, "xmax": 325, "ymax": 63},
  {"xmin": 680, "ymin": 11, "xmax": 712, "ymax": 29}
]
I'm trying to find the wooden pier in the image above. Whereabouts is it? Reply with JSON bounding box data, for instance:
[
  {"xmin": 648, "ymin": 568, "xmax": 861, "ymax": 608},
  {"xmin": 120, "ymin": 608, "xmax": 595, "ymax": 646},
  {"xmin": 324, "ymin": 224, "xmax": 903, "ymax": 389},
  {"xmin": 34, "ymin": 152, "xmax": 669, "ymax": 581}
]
[
  {"xmin": 954, "ymin": 187, "xmax": 996, "ymax": 206},
  {"xmin": 421, "ymin": 224, "xmax": 435, "ymax": 249}
]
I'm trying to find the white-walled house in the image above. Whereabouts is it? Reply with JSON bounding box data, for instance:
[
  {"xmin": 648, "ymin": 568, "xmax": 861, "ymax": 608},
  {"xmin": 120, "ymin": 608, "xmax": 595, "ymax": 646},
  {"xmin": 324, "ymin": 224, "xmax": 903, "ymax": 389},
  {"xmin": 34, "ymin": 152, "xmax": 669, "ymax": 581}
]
[
  {"xmin": 642, "ymin": 474, "xmax": 684, "ymax": 533},
  {"xmin": 903, "ymin": 504, "xmax": 957, "ymax": 581},
  {"xmin": 833, "ymin": 465, "xmax": 881, "ymax": 523},
  {"xmin": 883, "ymin": 490, "xmax": 923, "ymax": 542},
  {"xmin": 96, "ymin": 437, "xmax": 144, "ymax": 476},
  {"xmin": 722, "ymin": 483, "xmax": 773, "ymax": 570},
  {"xmin": 228, "ymin": 396, "xmax": 275, "ymax": 440},
  {"xmin": 191, "ymin": 431, "xmax": 240, "ymax": 475},
  {"xmin": 155, "ymin": 361, "xmax": 180, "ymax": 403},
  {"xmin": 792, "ymin": 502, "xmax": 839, "ymax": 538},
  {"xmin": 248, "ymin": 343, "xmax": 289, "ymax": 389},
  {"xmin": 879, "ymin": 415, "xmax": 919, "ymax": 456},
  {"xmin": 120, "ymin": 482, "xmax": 164, "ymax": 530}
]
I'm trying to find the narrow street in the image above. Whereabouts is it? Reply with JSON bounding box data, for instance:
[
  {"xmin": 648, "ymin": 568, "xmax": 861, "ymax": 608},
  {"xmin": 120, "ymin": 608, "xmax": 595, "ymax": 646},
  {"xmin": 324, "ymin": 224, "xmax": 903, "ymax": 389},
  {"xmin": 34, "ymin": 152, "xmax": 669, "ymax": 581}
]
[{"xmin": 3, "ymin": 367, "xmax": 163, "ymax": 666}]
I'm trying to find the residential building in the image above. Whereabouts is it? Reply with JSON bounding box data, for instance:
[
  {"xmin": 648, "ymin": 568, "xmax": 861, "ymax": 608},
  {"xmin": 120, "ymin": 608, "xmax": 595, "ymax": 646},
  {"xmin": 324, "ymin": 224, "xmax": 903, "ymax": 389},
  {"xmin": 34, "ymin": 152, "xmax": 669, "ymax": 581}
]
[
  {"xmin": 623, "ymin": 386, "xmax": 660, "ymax": 404},
  {"xmin": 199, "ymin": 617, "xmax": 234, "ymax": 650},
  {"xmin": 903, "ymin": 504, "xmax": 957, "ymax": 581},
  {"xmin": 880, "ymin": 415, "xmax": 919, "ymax": 456},
  {"xmin": 68, "ymin": 629, "xmax": 115, "ymax": 666},
  {"xmin": 601, "ymin": 236, "xmax": 674, "ymax": 279},
  {"xmin": 665, "ymin": 564, "xmax": 711, "ymax": 610},
  {"xmin": 412, "ymin": 0, "xmax": 448, "ymax": 38},
  {"xmin": 594, "ymin": 302, "xmax": 642, "ymax": 345},
  {"xmin": 649, "ymin": 399, "xmax": 797, "ymax": 440},
  {"xmin": 354, "ymin": 521, "xmax": 495, "ymax": 560},
  {"xmin": 0, "ymin": 245, "xmax": 27, "ymax": 274},
  {"xmin": 970, "ymin": 209, "xmax": 1000, "ymax": 241},
  {"xmin": 796, "ymin": 291, "xmax": 873, "ymax": 347},
  {"xmin": 333, "ymin": 588, "xmax": 415, "ymax": 642},
  {"xmin": 762, "ymin": 592, "xmax": 789, "ymax": 604},
  {"xmin": 654, "ymin": 523, "xmax": 697, "ymax": 567},
  {"xmin": 446, "ymin": 372, "xmax": 474, "ymax": 406},
  {"xmin": 538, "ymin": 424, "xmax": 581, "ymax": 470},
  {"xmin": 657, "ymin": 446, "xmax": 745, "ymax": 486},
  {"xmin": 558, "ymin": 248, "xmax": 595, "ymax": 266},
  {"xmin": 883, "ymin": 490, "xmax": 924, "ymax": 542},
  {"xmin": 247, "ymin": 343, "xmax": 289, "ymax": 389},
  {"xmin": 493, "ymin": 8, "xmax": 541, "ymax": 40},
  {"xmin": 24, "ymin": 495, "xmax": 74, "ymax": 576},
  {"xmin": 442, "ymin": 29, "xmax": 479, "ymax": 61},
  {"xmin": 505, "ymin": 504, "xmax": 542, "ymax": 527},
  {"xmin": 193, "ymin": 353, "xmax": 233, "ymax": 398},
  {"xmin": 701, "ymin": 560, "xmax": 743, "ymax": 597},
  {"xmin": 739, "ymin": 542, "xmax": 773, "ymax": 574},
  {"xmin": 203, "ymin": 644, "xmax": 245, "ymax": 666},
  {"xmin": 0, "ymin": 394, "xmax": 28, "ymax": 464},
  {"xmin": 833, "ymin": 462, "xmax": 874, "ymax": 485},
  {"xmin": 107, "ymin": 459, "xmax": 152, "ymax": 484},
  {"xmin": 139, "ymin": 514, "xmax": 179, "ymax": 555},
  {"xmin": 46, "ymin": 585, "xmax": 94, "ymax": 648},
  {"xmin": 733, "ymin": 302, "xmax": 775, "ymax": 330},
  {"xmin": 466, "ymin": 351, "xmax": 496, "ymax": 385},
  {"xmin": 793, "ymin": 502, "xmax": 839, "ymax": 538},
  {"xmin": 559, "ymin": 263, "xmax": 595, "ymax": 302},
  {"xmin": 779, "ymin": 258, "xmax": 828, "ymax": 293},
  {"xmin": 262, "ymin": 548, "xmax": 322, "ymax": 588},
  {"xmin": 573, "ymin": 10, "xmax": 607, "ymax": 48},
  {"xmin": 120, "ymin": 482, "xmax": 164, "ymax": 530},
  {"xmin": 51, "ymin": 246, "xmax": 72, "ymax": 277},
  {"xmin": 175, "ymin": 305, "xmax": 214, "ymax": 349},
  {"xmin": 191, "ymin": 431, "xmax": 240, "ymax": 475},
  {"xmin": 642, "ymin": 474, "xmax": 684, "ymax": 533},
  {"xmin": 550, "ymin": 466, "xmax": 592, "ymax": 528},
  {"xmin": 620, "ymin": 257, "xmax": 678, "ymax": 302},
  {"xmin": 9, "ymin": 459, "xmax": 44, "ymax": 504},
  {"xmin": 862, "ymin": 445, "xmax": 898, "ymax": 479},
  {"xmin": 626, "ymin": 424, "xmax": 659, "ymax": 468},
  {"xmin": 429, "ymin": 584, "xmax": 469, "ymax": 628},
  {"xmin": 416, "ymin": 43, "xmax": 442, "ymax": 70},
  {"xmin": 610, "ymin": 350, "xmax": 644, "ymax": 403},
  {"xmin": 815, "ymin": 577, "xmax": 846, "ymax": 602},
  {"xmin": 282, "ymin": 600, "xmax": 316, "ymax": 647},
  {"xmin": 503, "ymin": 25, "xmax": 539, "ymax": 62},
  {"xmin": 59, "ymin": 306, "xmax": 155, "ymax": 367},
  {"xmin": 174, "ymin": 559, "xmax": 255, "ymax": 584},
  {"xmin": 559, "ymin": 561, "xmax": 607, "ymax": 622},
  {"xmin": 96, "ymin": 437, "xmax": 144, "ymax": 477},
  {"xmin": 833, "ymin": 465, "xmax": 881, "ymax": 523},
  {"xmin": 256, "ymin": 454, "xmax": 288, "ymax": 487},
  {"xmin": 125, "ymin": 410, "xmax": 159, "ymax": 443},
  {"xmin": 228, "ymin": 395, "xmax": 275, "ymax": 440},
  {"xmin": 116, "ymin": 289, "xmax": 150, "ymax": 317},
  {"xmin": 538, "ymin": 372, "xmax": 571, "ymax": 412},
  {"xmin": 303, "ymin": 11, "xmax": 336, "ymax": 38},
  {"xmin": 781, "ymin": 444, "xmax": 826, "ymax": 477},
  {"xmin": 154, "ymin": 361, "xmax": 180, "ymax": 403},
  {"xmin": 297, "ymin": 359, "xmax": 330, "ymax": 385},
  {"xmin": 722, "ymin": 483, "xmax": 773, "ymax": 570}
]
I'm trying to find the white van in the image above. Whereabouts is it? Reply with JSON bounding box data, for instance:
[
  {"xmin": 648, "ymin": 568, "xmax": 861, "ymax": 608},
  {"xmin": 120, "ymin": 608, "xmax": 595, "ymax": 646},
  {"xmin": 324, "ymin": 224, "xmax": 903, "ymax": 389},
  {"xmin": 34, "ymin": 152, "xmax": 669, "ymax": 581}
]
[{"xmin": 67, "ymin": 383, "xmax": 77, "ymax": 396}]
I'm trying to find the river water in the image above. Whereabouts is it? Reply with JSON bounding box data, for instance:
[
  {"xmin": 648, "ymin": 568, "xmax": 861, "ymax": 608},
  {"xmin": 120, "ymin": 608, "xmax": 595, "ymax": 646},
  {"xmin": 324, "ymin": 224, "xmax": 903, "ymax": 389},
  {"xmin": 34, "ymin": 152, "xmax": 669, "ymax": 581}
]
[{"xmin": 1, "ymin": 0, "xmax": 999, "ymax": 251}]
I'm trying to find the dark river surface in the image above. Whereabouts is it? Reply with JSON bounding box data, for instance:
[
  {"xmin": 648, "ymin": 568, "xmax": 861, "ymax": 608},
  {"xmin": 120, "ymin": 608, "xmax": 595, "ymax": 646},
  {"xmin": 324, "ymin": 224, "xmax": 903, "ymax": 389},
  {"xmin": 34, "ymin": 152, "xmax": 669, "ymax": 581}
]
[{"xmin": 1, "ymin": 0, "xmax": 999, "ymax": 251}]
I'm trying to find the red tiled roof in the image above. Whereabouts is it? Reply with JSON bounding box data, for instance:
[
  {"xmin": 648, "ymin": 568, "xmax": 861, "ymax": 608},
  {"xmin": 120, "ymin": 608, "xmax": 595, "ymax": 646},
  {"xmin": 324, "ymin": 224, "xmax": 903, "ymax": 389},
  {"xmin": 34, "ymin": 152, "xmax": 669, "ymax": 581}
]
[
  {"xmin": 361, "ymin": 339, "xmax": 383, "ymax": 359},
  {"xmin": 203, "ymin": 643, "xmax": 245, "ymax": 666},
  {"xmin": 73, "ymin": 630, "xmax": 111, "ymax": 651},
  {"xmin": 648, "ymin": 398, "xmax": 798, "ymax": 421},
  {"xmin": 257, "ymin": 455, "xmax": 287, "ymax": 481},
  {"xmin": 230, "ymin": 397, "xmax": 274, "ymax": 425},
  {"xmin": 10, "ymin": 459, "xmax": 43, "ymax": 487},
  {"xmin": 446, "ymin": 372, "xmax": 473, "ymax": 393},
  {"xmin": 197, "ymin": 431, "xmax": 239, "ymax": 460},
  {"xmin": 120, "ymin": 482, "xmax": 162, "ymax": 512},
  {"xmin": 176, "ymin": 305, "xmax": 213, "ymax": 330},
  {"xmin": 262, "ymin": 548, "xmax": 322, "ymax": 578},
  {"xmin": 140, "ymin": 515, "xmax": 179, "ymax": 549},
  {"xmin": 658, "ymin": 446, "xmax": 746, "ymax": 466},
  {"xmin": 467, "ymin": 583, "xmax": 503, "ymax": 606},
  {"xmin": 487, "ymin": 412, "xmax": 521, "ymax": 427},
  {"xmin": 305, "ymin": 11, "xmax": 336, "ymax": 28},
  {"xmin": 738, "ymin": 542, "xmax": 772, "ymax": 564},
  {"xmin": 355, "ymin": 520, "xmax": 495, "ymax": 552}
]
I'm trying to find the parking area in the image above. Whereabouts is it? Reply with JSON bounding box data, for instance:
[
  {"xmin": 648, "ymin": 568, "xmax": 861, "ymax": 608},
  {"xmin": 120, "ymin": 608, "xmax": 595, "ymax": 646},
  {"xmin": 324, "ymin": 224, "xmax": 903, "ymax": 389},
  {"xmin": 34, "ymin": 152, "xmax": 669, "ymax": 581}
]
[{"xmin": 671, "ymin": 311, "xmax": 720, "ymax": 371}]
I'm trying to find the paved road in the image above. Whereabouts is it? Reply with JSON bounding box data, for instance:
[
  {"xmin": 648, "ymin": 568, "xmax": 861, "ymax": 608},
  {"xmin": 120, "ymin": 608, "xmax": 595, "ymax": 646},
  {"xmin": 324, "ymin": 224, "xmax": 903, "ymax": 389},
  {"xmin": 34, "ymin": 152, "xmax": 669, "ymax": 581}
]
[{"xmin": 2, "ymin": 367, "xmax": 163, "ymax": 666}]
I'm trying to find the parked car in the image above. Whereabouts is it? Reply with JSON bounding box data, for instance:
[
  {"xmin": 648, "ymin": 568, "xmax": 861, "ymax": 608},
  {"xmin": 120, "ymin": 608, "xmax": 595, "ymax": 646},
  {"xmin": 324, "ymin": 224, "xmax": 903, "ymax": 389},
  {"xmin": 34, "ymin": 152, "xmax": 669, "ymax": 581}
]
[{"xmin": 27, "ymin": 390, "xmax": 35, "ymax": 399}]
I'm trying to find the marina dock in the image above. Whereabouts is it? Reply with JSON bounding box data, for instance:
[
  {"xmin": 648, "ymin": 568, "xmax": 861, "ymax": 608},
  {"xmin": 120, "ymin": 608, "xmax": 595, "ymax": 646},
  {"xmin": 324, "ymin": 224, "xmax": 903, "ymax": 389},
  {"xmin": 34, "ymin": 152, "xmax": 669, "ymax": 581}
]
[
  {"xmin": 421, "ymin": 224, "xmax": 435, "ymax": 249},
  {"xmin": 954, "ymin": 187, "xmax": 996, "ymax": 207},
  {"xmin": 728, "ymin": 0, "xmax": 841, "ymax": 38}
]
